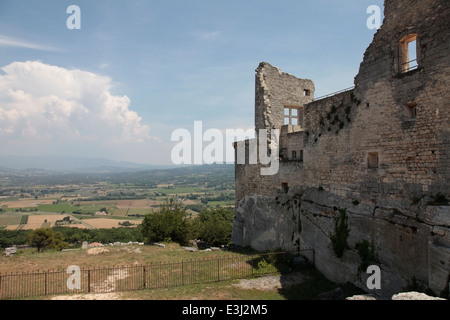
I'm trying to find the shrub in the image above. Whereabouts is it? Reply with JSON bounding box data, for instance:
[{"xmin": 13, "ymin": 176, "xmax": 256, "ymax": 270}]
[
  {"xmin": 256, "ymin": 259, "xmax": 273, "ymax": 273},
  {"xmin": 254, "ymin": 251, "xmax": 293, "ymax": 274},
  {"xmin": 355, "ymin": 240, "xmax": 379, "ymax": 271},
  {"xmin": 330, "ymin": 208, "xmax": 350, "ymax": 258},
  {"xmin": 345, "ymin": 105, "xmax": 352, "ymax": 115}
]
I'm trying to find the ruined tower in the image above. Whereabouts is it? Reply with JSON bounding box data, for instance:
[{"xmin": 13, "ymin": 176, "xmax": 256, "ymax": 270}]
[{"xmin": 233, "ymin": 0, "xmax": 450, "ymax": 298}]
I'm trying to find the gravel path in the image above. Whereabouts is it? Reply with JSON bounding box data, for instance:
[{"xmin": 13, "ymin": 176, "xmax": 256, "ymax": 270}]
[{"xmin": 232, "ymin": 272, "xmax": 306, "ymax": 291}]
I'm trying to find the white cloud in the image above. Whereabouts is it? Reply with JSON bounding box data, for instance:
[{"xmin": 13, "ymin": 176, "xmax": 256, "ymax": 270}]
[
  {"xmin": 0, "ymin": 35, "xmax": 59, "ymax": 51},
  {"xmin": 0, "ymin": 61, "xmax": 152, "ymax": 146}
]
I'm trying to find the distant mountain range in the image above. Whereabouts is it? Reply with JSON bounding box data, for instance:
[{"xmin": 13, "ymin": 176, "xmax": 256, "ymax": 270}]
[{"xmin": 0, "ymin": 155, "xmax": 177, "ymax": 173}]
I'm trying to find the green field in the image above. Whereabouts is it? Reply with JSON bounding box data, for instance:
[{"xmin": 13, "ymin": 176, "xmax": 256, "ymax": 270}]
[
  {"xmin": 20, "ymin": 215, "xmax": 29, "ymax": 224},
  {"xmin": 127, "ymin": 208, "xmax": 153, "ymax": 216},
  {"xmin": 0, "ymin": 214, "xmax": 21, "ymax": 226},
  {"xmin": 111, "ymin": 208, "xmax": 130, "ymax": 216},
  {"xmin": 37, "ymin": 203, "xmax": 78, "ymax": 213},
  {"xmin": 152, "ymin": 187, "xmax": 205, "ymax": 195}
]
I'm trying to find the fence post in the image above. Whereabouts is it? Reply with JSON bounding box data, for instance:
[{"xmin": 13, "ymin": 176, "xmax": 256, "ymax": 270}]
[
  {"xmin": 143, "ymin": 266, "xmax": 146, "ymax": 289},
  {"xmin": 251, "ymin": 255, "xmax": 254, "ymax": 276},
  {"xmin": 181, "ymin": 260, "xmax": 184, "ymax": 287},
  {"xmin": 0, "ymin": 274, "xmax": 2, "ymax": 299},
  {"xmin": 217, "ymin": 259, "xmax": 220, "ymax": 282},
  {"xmin": 44, "ymin": 272, "xmax": 48, "ymax": 296},
  {"xmin": 88, "ymin": 270, "xmax": 91, "ymax": 293}
]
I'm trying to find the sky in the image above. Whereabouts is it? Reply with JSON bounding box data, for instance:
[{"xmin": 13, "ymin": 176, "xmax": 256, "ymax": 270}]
[{"xmin": 0, "ymin": 0, "xmax": 384, "ymax": 166}]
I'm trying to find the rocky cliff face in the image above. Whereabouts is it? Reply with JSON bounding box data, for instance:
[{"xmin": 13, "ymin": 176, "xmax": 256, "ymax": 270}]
[{"xmin": 232, "ymin": 188, "xmax": 450, "ymax": 299}]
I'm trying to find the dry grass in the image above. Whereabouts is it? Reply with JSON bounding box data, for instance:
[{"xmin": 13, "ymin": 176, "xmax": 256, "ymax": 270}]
[
  {"xmin": 22, "ymin": 214, "xmax": 68, "ymax": 230},
  {"xmin": 2, "ymin": 199, "xmax": 54, "ymax": 208},
  {"xmin": 5, "ymin": 225, "xmax": 20, "ymax": 231},
  {"xmin": 0, "ymin": 243, "xmax": 239, "ymax": 274},
  {"xmin": 1, "ymin": 245, "xmax": 358, "ymax": 301},
  {"xmin": 80, "ymin": 218, "xmax": 142, "ymax": 229},
  {"xmin": 45, "ymin": 274, "xmax": 307, "ymax": 300}
]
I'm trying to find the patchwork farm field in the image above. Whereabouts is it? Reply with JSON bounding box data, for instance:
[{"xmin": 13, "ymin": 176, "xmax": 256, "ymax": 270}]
[
  {"xmin": 0, "ymin": 164, "xmax": 235, "ymax": 232},
  {"xmin": 0, "ymin": 189, "xmax": 233, "ymax": 231},
  {"xmin": 0, "ymin": 212, "xmax": 143, "ymax": 231},
  {"xmin": 0, "ymin": 198, "xmax": 146, "ymax": 230},
  {"xmin": 22, "ymin": 214, "xmax": 69, "ymax": 230}
]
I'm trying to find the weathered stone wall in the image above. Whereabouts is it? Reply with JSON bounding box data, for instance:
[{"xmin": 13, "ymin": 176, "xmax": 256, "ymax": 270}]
[
  {"xmin": 233, "ymin": 187, "xmax": 450, "ymax": 299},
  {"xmin": 233, "ymin": 0, "xmax": 450, "ymax": 298},
  {"xmin": 351, "ymin": 0, "xmax": 450, "ymax": 200},
  {"xmin": 301, "ymin": 90, "xmax": 360, "ymax": 197},
  {"xmin": 280, "ymin": 125, "xmax": 304, "ymax": 161},
  {"xmin": 254, "ymin": 62, "xmax": 314, "ymax": 131}
]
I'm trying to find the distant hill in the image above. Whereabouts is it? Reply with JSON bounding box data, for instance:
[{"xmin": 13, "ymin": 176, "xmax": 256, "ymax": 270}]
[
  {"xmin": 0, "ymin": 159, "xmax": 234, "ymax": 187},
  {"xmin": 0, "ymin": 155, "xmax": 175, "ymax": 173}
]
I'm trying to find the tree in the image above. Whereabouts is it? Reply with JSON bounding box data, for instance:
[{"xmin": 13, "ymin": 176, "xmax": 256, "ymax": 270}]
[
  {"xmin": 50, "ymin": 231, "xmax": 69, "ymax": 251},
  {"xmin": 193, "ymin": 207, "xmax": 235, "ymax": 246},
  {"xmin": 28, "ymin": 228, "xmax": 69, "ymax": 253},
  {"xmin": 141, "ymin": 199, "xmax": 191, "ymax": 246}
]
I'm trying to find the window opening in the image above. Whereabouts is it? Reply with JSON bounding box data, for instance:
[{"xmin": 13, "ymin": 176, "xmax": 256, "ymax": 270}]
[
  {"xmin": 400, "ymin": 34, "xmax": 418, "ymax": 73},
  {"xmin": 405, "ymin": 102, "xmax": 417, "ymax": 120},
  {"xmin": 368, "ymin": 152, "xmax": 379, "ymax": 169},
  {"xmin": 284, "ymin": 107, "xmax": 300, "ymax": 126}
]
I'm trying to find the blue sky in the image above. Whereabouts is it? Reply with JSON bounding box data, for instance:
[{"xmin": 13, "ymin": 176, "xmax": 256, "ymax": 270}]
[{"xmin": 0, "ymin": 0, "xmax": 384, "ymax": 165}]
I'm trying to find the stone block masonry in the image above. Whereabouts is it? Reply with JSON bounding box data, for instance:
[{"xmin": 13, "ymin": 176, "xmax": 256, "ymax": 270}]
[{"xmin": 233, "ymin": 0, "xmax": 450, "ymax": 299}]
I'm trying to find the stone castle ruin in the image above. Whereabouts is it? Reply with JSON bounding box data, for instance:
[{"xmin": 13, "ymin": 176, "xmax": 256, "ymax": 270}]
[{"xmin": 232, "ymin": 0, "xmax": 449, "ymax": 298}]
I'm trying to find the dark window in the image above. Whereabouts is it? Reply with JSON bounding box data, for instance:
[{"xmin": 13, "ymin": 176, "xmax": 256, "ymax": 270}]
[
  {"xmin": 405, "ymin": 102, "xmax": 417, "ymax": 120},
  {"xmin": 368, "ymin": 152, "xmax": 379, "ymax": 169}
]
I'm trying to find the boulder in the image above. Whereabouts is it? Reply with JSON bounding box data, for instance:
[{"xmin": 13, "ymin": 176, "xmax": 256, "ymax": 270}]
[
  {"xmin": 392, "ymin": 292, "xmax": 446, "ymax": 300},
  {"xmin": 346, "ymin": 295, "xmax": 377, "ymax": 300},
  {"xmin": 3, "ymin": 247, "xmax": 17, "ymax": 256}
]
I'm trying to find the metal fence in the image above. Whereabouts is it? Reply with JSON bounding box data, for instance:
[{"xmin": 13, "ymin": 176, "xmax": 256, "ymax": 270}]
[
  {"xmin": 0, "ymin": 250, "xmax": 314, "ymax": 300},
  {"xmin": 313, "ymin": 86, "xmax": 355, "ymax": 102}
]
